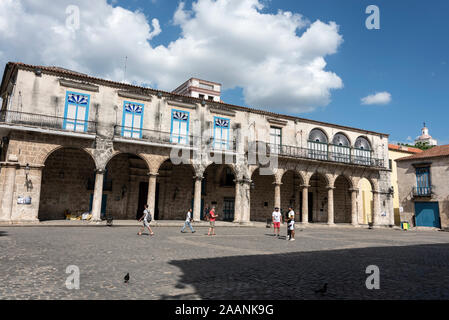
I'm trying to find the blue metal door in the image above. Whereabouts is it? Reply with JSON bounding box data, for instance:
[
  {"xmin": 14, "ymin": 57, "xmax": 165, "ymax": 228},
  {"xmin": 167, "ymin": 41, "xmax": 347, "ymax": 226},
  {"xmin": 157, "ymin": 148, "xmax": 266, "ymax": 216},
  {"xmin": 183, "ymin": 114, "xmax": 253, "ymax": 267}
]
[{"xmin": 414, "ymin": 202, "xmax": 440, "ymax": 228}]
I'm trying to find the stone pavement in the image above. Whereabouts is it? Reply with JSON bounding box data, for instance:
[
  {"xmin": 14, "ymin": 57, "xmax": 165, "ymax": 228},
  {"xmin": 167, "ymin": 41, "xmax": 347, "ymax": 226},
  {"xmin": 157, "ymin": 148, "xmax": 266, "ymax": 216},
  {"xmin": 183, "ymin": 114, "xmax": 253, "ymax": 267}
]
[{"xmin": 0, "ymin": 225, "xmax": 448, "ymax": 299}]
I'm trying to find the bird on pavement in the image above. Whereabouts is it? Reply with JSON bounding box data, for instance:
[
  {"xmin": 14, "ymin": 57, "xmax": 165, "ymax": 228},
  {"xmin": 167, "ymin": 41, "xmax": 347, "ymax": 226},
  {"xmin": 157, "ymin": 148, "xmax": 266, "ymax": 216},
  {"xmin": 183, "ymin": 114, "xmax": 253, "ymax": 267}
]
[
  {"xmin": 314, "ymin": 283, "xmax": 328, "ymax": 295},
  {"xmin": 124, "ymin": 273, "xmax": 130, "ymax": 284}
]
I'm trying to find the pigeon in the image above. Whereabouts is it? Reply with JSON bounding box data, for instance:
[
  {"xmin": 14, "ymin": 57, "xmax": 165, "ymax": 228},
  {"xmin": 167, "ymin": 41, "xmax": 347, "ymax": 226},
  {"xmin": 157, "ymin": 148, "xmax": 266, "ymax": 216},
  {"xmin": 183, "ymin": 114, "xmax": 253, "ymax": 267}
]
[
  {"xmin": 314, "ymin": 283, "xmax": 328, "ymax": 295},
  {"xmin": 124, "ymin": 273, "xmax": 130, "ymax": 284}
]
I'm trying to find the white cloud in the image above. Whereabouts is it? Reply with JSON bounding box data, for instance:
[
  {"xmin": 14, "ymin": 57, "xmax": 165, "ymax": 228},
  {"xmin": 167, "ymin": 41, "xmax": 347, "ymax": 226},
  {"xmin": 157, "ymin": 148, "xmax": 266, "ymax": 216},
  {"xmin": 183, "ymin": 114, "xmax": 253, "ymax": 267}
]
[
  {"xmin": 361, "ymin": 91, "xmax": 392, "ymax": 105},
  {"xmin": 0, "ymin": 0, "xmax": 344, "ymax": 113}
]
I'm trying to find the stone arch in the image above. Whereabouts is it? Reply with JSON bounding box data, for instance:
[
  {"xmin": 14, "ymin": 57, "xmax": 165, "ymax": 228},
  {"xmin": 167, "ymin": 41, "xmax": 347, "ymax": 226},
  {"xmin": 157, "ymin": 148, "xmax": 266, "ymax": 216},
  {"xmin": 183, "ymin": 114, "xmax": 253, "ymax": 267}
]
[
  {"xmin": 250, "ymin": 167, "xmax": 276, "ymax": 222},
  {"xmin": 203, "ymin": 162, "xmax": 237, "ymax": 221},
  {"xmin": 308, "ymin": 172, "xmax": 329, "ymax": 223},
  {"xmin": 38, "ymin": 147, "xmax": 97, "ymax": 221},
  {"xmin": 155, "ymin": 158, "xmax": 196, "ymax": 220},
  {"xmin": 280, "ymin": 169, "xmax": 304, "ymax": 218},
  {"xmin": 334, "ymin": 175, "xmax": 352, "ymax": 223},
  {"xmin": 37, "ymin": 144, "xmax": 97, "ymax": 168},
  {"xmin": 358, "ymin": 177, "xmax": 374, "ymax": 224}
]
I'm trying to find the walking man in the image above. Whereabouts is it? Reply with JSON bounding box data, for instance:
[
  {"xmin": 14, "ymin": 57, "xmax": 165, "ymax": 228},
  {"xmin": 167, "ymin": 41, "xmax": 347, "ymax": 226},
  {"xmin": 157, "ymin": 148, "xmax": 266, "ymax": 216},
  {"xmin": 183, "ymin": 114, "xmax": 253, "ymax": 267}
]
[
  {"xmin": 181, "ymin": 208, "xmax": 196, "ymax": 233},
  {"xmin": 272, "ymin": 207, "xmax": 282, "ymax": 238},
  {"xmin": 208, "ymin": 207, "xmax": 218, "ymax": 236},
  {"xmin": 137, "ymin": 204, "xmax": 154, "ymax": 236}
]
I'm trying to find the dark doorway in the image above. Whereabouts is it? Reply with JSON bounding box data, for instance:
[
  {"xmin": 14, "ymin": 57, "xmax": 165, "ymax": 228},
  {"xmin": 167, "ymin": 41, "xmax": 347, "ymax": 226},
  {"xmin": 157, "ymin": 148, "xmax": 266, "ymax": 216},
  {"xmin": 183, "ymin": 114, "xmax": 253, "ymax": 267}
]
[
  {"xmin": 136, "ymin": 182, "xmax": 149, "ymax": 219},
  {"xmin": 308, "ymin": 192, "xmax": 313, "ymax": 222},
  {"xmin": 223, "ymin": 198, "xmax": 235, "ymax": 221},
  {"xmin": 154, "ymin": 182, "xmax": 160, "ymax": 220}
]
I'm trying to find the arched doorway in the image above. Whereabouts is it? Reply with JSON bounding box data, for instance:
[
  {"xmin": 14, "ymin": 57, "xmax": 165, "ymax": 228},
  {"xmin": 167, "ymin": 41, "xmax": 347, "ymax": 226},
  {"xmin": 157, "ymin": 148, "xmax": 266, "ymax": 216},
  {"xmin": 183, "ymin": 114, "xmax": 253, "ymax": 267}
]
[
  {"xmin": 156, "ymin": 159, "xmax": 195, "ymax": 220},
  {"xmin": 104, "ymin": 153, "xmax": 149, "ymax": 220},
  {"xmin": 334, "ymin": 175, "xmax": 352, "ymax": 223},
  {"xmin": 203, "ymin": 164, "xmax": 236, "ymax": 221},
  {"xmin": 250, "ymin": 168, "xmax": 275, "ymax": 222},
  {"xmin": 280, "ymin": 170, "xmax": 303, "ymax": 221},
  {"xmin": 358, "ymin": 178, "xmax": 374, "ymax": 224},
  {"xmin": 309, "ymin": 172, "xmax": 328, "ymax": 222},
  {"xmin": 38, "ymin": 147, "xmax": 95, "ymax": 220}
]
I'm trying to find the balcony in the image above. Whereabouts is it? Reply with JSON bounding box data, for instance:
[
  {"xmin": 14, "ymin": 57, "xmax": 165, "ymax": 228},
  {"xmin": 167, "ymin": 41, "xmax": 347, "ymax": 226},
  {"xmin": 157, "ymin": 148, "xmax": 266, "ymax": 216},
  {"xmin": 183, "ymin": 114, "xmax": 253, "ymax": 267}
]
[
  {"xmin": 113, "ymin": 125, "xmax": 196, "ymax": 148},
  {"xmin": 0, "ymin": 110, "xmax": 96, "ymax": 135},
  {"xmin": 253, "ymin": 142, "xmax": 385, "ymax": 168},
  {"xmin": 413, "ymin": 186, "xmax": 432, "ymax": 197}
]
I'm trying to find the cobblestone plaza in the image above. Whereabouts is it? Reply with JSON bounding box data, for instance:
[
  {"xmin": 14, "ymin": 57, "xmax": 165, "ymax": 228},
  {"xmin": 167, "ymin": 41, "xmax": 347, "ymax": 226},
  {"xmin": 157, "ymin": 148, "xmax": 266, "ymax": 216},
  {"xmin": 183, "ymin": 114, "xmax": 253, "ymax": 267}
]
[{"xmin": 1, "ymin": 225, "xmax": 448, "ymax": 300}]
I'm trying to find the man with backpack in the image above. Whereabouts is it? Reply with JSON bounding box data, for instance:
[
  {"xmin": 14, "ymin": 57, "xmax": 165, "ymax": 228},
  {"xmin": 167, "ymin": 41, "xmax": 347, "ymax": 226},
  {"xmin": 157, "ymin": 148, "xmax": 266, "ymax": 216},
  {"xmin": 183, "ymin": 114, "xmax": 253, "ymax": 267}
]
[
  {"xmin": 181, "ymin": 208, "xmax": 196, "ymax": 233},
  {"xmin": 137, "ymin": 204, "xmax": 154, "ymax": 236}
]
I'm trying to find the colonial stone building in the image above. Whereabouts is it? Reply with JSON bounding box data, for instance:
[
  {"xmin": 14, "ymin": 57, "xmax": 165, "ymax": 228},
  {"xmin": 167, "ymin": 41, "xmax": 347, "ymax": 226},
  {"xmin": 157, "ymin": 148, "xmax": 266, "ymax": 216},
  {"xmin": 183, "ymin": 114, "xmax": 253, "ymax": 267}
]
[
  {"xmin": 397, "ymin": 145, "xmax": 449, "ymax": 230},
  {"xmin": 0, "ymin": 62, "xmax": 393, "ymax": 226}
]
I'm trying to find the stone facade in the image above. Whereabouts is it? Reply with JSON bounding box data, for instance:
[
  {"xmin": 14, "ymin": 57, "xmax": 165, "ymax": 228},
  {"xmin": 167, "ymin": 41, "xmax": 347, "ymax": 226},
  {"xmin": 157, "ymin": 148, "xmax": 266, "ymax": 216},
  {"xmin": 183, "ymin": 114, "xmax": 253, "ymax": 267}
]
[
  {"xmin": 397, "ymin": 155, "xmax": 449, "ymax": 229},
  {"xmin": 0, "ymin": 62, "xmax": 394, "ymax": 226}
]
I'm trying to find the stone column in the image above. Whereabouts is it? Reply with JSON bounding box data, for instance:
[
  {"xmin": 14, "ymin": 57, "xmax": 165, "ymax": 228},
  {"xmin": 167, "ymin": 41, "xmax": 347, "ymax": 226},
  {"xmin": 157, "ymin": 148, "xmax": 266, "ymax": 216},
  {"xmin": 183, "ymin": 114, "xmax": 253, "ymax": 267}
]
[
  {"xmin": 233, "ymin": 180, "xmax": 241, "ymax": 223},
  {"xmin": 193, "ymin": 175, "xmax": 202, "ymax": 221},
  {"xmin": 147, "ymin": 172, "xmax": 158, "ymax": 221},
  {"xmin": 350, "ymin": 188, "xmax": 358, "ymax": 226},
  {"xmin": 372, "ymin": 190, "xmax": 380, "ymax": 226},
  {"xmin": 327, "ymin": 186, "xmax": 335, "ymax": 225},
  {"xmin": 274, "ymin": 182, "xmax": 281, "ymax": 209},
  {"xmin": 239, "ymin": 179, "xmax": 251, "ymax": 223},
  {"xmin": 301, "ymin": 184, "xmax": 310, "ymax": 224},
  {"xmin": 295, "ymin": 186, "xmax": 301, "ymax": 222},
  {"xmin": 91, "ymin": 169, "xmax": 105, "ymax": 222},
  {"xmin": 0, "ymin": 160, "xmax": 19, "ymax": 222}
]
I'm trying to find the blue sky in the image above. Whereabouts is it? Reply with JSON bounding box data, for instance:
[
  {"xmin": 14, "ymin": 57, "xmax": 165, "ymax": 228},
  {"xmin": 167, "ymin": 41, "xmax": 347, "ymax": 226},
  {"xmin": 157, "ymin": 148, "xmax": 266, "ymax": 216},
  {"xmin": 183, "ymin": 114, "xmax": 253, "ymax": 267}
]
[
  {"xmin": 1, "ymin": 0, "xmax": 448, "ymax": 144},
  {"xmin": 115, "ymin": 0, "xmax": 449, "ymax": 144}
]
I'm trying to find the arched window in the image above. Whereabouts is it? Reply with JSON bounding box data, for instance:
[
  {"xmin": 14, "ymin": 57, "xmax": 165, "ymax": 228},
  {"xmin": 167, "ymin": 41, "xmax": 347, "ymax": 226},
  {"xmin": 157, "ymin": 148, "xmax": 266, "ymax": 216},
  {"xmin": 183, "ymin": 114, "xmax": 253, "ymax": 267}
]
[
  {"xmin": 308, "ymin": 128, "xmax": 328, "ymax": 143},
  {"xmin": 354, "ymin": 136, "xmax": 372, "ymax": 165},
  {"xmin": 331, "ymin": 133, "xmax": 350, "ymax": 163},
  {"xmin": 308, "ymin": 128, "xmax": 328, "ymax": 160}
]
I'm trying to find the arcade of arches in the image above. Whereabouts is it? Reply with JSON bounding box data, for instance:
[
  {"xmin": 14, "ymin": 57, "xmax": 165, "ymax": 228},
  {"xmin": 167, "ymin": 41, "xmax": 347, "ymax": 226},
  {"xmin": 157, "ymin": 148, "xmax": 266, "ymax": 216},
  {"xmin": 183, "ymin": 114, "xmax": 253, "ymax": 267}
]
[{"xmin": 31, "ymin": 147, "xmax": 381, "ymax": 226}]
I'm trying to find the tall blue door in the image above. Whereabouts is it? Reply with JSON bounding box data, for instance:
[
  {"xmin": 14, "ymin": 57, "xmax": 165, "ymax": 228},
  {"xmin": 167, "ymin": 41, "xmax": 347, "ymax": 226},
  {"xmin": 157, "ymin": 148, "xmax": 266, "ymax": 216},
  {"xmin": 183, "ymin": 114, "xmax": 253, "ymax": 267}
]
[{"xmin": 414, "ymin": 202, "xmax": 440, "ymax": 228}]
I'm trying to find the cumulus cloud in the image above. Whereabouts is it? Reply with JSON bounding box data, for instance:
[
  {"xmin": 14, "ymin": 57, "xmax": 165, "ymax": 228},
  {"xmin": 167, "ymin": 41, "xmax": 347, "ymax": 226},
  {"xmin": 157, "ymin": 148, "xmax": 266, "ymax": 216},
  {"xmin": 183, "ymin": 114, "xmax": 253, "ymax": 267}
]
[
  {"xmin": 361, "ymin": 91, "xmax": 392, "ymax": 105},
  {"xmin": 0, "ymin": 0, "xmax": 344, "ymax": 113}
]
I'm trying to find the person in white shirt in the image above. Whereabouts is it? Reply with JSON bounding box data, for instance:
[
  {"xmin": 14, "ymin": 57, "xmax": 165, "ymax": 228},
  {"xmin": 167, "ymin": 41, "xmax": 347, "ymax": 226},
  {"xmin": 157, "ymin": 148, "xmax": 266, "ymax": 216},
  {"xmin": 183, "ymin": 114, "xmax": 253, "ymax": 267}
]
[
  {"xmin": 137, "ymin": 204, "xmax": 154, "ymax": 236},
  {"xmin": 288, "ymin": 218, "xmax": 295, "ymax": 241},
  {"xmin": 272, "ymin": 207, "xmax": 282, "ymax": 237},
  {"xmin": 287, "ymin": 207, "xmax": 295, "ymax": 241},
  {"xmin": 181, "ymin": 208, "xmax": 196, "ymax": 233}
]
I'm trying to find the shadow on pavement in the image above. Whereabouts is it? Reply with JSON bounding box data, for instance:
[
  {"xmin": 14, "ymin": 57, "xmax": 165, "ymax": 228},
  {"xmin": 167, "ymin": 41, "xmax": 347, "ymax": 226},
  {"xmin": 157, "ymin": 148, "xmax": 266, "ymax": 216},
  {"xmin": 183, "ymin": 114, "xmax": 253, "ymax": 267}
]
[
  {"xmin": 0, "ymin": 231, "xmax": 8, "ymax": 237},
  {"xmin": 166, "ymin": 243, "xmax": 449, "ymax": 300}
]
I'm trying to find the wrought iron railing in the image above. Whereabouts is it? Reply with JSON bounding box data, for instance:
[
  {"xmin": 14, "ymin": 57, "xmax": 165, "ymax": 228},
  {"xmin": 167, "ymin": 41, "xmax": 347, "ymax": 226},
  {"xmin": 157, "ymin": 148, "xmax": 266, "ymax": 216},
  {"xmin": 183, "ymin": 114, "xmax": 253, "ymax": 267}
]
[
  {"xmin": 0, "ymin": 110, "xmax": 97, "ymax": 134},
  {"xmin": 114, "ymin": 125, "xmax": 197, "ymax": 147},
  {"xmin": 253, "ymin": 142, "xmax": 385, "ymax": 168},
  {"xmin": 413, "ymin": 186, "xmax": 432, "ymax": 197}
]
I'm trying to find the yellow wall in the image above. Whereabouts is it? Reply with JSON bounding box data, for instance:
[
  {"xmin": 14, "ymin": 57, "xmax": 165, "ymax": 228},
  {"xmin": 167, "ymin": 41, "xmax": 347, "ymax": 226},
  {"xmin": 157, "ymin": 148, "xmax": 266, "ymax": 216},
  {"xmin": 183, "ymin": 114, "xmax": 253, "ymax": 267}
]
[
  {"xmin": 389, "ymin": 149, "xmax": 414, "ymax": 225},
  {"xmin": 358, "ymin": 178, "xmax": 373, "ymax": 224}
]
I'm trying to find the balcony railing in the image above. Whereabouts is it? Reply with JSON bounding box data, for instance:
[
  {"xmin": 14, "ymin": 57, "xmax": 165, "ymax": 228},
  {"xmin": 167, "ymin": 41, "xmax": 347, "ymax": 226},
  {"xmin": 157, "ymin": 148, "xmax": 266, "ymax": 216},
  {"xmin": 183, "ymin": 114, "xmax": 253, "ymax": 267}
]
[
  {"xmin": 254, "ymin": 142, "xmax": 385, "ymax": 168},
  {"xmin": 0, "ymin": 110, "xmax": 97, "ymax": 134},
  {"xmin": 114, "ymin": 125, "xmax": 237, "ymax": 152},
  {"xmin": 413, "ymin": 186, "xmax": 432, "ymax": 197},
  {"xmin": 114, "ymin": 125, "xmax": 197, "ymax": 148}
]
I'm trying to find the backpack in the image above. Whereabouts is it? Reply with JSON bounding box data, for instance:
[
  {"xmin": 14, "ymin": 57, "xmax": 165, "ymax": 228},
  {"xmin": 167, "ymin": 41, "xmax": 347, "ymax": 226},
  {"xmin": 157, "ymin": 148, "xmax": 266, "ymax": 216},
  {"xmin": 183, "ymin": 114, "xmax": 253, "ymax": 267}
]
[{"xmin": 145, "ymin": 210, "xmax": 152, "ymax": 222}]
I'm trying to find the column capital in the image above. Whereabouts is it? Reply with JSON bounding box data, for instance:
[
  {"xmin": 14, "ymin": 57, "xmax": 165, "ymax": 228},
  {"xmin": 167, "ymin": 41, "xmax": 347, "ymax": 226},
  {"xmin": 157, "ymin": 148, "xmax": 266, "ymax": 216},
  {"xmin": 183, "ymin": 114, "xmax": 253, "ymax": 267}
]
[
  {"xmin": 273, "ymin": 181, "xmax": 282, "ymax": 186},
  {"xmin": 193, "ymin": 174, "xmax": 203, "ymax": 181},
  {"xmin": 235, "ymin": 178, "xmax": 252, "ymax": 185},
  {"xmin": 148, "ymin": 172, "xmax": 159, "ymax": 177},
  {"xmin": 300, "ymin": 184, "xmax": 311, "ymax": 189},
  {"xmin": 372, "ymin": 190, "xmax": 381, "ymax": 194},
  {"xmin": 349, "ymin": 188, "xmax": 359, "ymax": 193},
  {"xmin": 95, "ymin": 168, "xmax": 106, "ymax": 174},
  {"xmin": 326, "ymin": 186, "xmax": 336, "ymax": 190},
  {"xmin": 0, "ymin": 162, "xmax": 20, "ymax": 169}
]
